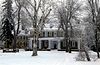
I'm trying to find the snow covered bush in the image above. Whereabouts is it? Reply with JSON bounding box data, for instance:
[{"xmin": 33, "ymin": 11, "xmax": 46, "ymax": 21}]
[
  {"xmin": 89, "ymin": 51, "xmax": 97, "ymax": 61},
  {"xmin": 75, "ymin": 52, "xmax": 86, "ymax": 61},
  {"xmin": 75, "ymin": 51, "xmax": 97, "ymax": 61}
]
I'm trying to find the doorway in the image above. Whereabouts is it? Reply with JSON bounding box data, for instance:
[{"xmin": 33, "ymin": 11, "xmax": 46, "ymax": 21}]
[
  {"xmin": 41, "ymin": 40, "xmax": 48, "ymax": 50},
  {"xmin": 52, "ymin": 41, "xmax": 58, "ymax": 50}
]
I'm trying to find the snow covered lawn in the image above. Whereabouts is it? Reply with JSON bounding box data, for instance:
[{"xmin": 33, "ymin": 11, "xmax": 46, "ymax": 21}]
[{"xmin": 0, "ymin": 50, "xmax": 100, "ymax": 65}]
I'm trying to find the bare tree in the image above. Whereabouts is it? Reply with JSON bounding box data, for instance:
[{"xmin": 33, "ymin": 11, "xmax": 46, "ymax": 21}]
[
  {"xmin": 15, "ymin": 0, "xmax": 22, "ymax": 34},
  {"xmin": 81, "ymin": 23, "xmax": 93, "ymax": 61},
  {"xmin": 10, "ymin": 0, "xmax": 30, "ymax": 51},
  {"xmin": 57, "ymin": 0, "xmax": 81, "ymax": 53},
  {"xmin": 14, "ymin": 0, "xmax": 31, "ymax": 32},
  {"xmin": 75, "ymin": 22, "xmax": 92, "ymax": 61},
  {"xmin": 23, "ymin": 0, "xmax": 52, "ymax": 56},
  {"xmin": 86, "ymin": 0, "xmax": 100, "ymax": 58}
]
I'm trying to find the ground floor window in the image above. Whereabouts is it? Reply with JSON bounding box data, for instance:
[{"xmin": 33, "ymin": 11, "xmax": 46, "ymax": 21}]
[
  {"xmin": 41, "ymin": 40, "xmax": 48, "ymax": 49},
  {"xmin": 71, "ymin": 41, "xmax": 78, "ymax": 49},
  {"xmin": 61, "ymin": 40, "xmax": 66, "ymax": 49}
]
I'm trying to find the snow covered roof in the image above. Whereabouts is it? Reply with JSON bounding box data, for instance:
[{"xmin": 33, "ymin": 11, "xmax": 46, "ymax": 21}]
[
  {"xmin": 38, "ymin": 37, "xmax": 64, "ymax": 40},
  {"xmin": 43, "ymin": 23, "xmax": 61, "ymax": 31},
  {"xmin": 43, "ymin": 28, "xmax": 58, "ymax": 31}
]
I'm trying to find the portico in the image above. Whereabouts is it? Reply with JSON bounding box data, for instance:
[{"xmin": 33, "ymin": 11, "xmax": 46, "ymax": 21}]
[
  {"xmin": 38, "ymin": 37, "xmax": 81, "ymax": 51},
  {"xmin": 38, "ymin": 37, "xmax": 63, "ymax": 50}
]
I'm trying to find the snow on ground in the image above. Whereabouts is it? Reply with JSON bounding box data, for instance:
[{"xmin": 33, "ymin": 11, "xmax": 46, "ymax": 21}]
[{"xmin": 0, "ymin": 50, "xmax": 100, "ymax": 65}]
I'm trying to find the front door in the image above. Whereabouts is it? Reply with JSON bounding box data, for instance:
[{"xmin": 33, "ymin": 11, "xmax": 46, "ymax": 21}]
[
  {"xmin": 61, "ymin": 40, "xmax": 66, "ymax": 49},
  {"xmin": 52, "ymin": 41, "xmax": 58, "ymax": 49}
]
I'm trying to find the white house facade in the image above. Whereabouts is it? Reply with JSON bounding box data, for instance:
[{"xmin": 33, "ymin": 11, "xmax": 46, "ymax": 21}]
[{"xmin": 27, "ymin": 23, "xmax": 82, "ymax": 51}]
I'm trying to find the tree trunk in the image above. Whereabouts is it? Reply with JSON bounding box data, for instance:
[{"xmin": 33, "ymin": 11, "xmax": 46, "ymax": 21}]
[
  {"xmin": 84, "ymin": 49, "xmax": 91, "ymax": 61},
  {"xmin": 13, "ymin": 24, "xmax": 17, "ymax": 52},
  {"xmin": 32, "ymin": 42, "xmax": 37, "ymax": 56},
  {"xmin": 92, "ymin": 12, "xmax": 100, "ymax": 58},
  {"xmin": 68, "ymin": 40, "xmax": 71, "ymax": 53},
  {"xmin": 95, "ymin": 29, "xmax": 100, "ymax": 58},
  {"xmin": 12, "ymin": 5, "xmax": 21, "ymax": 52},
  {"xmin": 32, "ymin": 7, "xmax": 38, "ymax": 56},
  {"xmin": 11, "ymin": 14, "xmax": 17, "ymax": 51},
  {"xmin": 65, "ymin": 27, "xmax": 71, "ymax": 53},
  {"xmin": 65, "ymin": 31, "xmax": 68, "ymax": 52},
  {"xmin": 32, "ymin": 34, "xmax": 38, "ymax": 56},
  {"xmin": 80, "ymin": 38, "xmax": 91, "ymax": 61},
  {"xmin": 69, "ymin": 24, "xmax": 73, "ymax": 53},
  {"xmin": 17, "ymin": 6, "xmax": 21, "ymax": 34},
  {"xmin": 32, "ymin": 18, "xmax": 38, "ymax": 56},
  {"xmin": 65, "ymin": 38, "xmax": 68, "ymax": 52}
]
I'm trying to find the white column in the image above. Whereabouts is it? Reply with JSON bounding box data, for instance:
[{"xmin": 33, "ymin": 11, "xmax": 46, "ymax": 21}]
[
  {"xmin": 39, "ymin": 40, "xmax": 41, "ymax": 49},
  {"xmin": 29, "ymin": 39, "xmax": 32, "ymax": 49},
  {"xmin": 48, "ymin": 40, "xmax": 51, "ymax": 49},
  {"xmin": 78, "ymin": 39, "xmax": 80, "ymax": 50},
  {"xmin": 58, "ymin": 40, "xmax": 61, "ymax": 50},
  {"xmin": 45, "ymin": 31, "xmax": 48, "ymax": 37}
]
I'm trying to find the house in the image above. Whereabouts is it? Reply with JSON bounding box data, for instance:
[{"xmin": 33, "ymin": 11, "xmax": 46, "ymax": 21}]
[
  {"xmin": 27, "ymin": 23, "xmax": 82, "ymax": 51},
  {"xmin": 0, "ymin": 21, "xmax": 83, "ymax": 51}
]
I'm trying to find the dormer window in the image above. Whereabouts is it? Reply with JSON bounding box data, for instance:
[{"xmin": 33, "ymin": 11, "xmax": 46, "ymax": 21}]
[
  {"xmin": 48, "ymin": 32, "xmax": 50, "ymax": 37},
  {"xmin": 50, "ymin": 24, "xmax": 54, "ymax": 28},
  {"xmin": 52, "ymin": 32, "xmax": 54, "ymax": 37}
]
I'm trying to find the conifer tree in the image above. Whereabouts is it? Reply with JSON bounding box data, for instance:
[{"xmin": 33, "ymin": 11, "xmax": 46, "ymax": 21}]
[
  {"xmin": 0, "ymin": 0, "xmax": 14, "ymax": 49},
  {"xmin": 1, "ymin": 19, "xmax": 13, "ymax": 48}
]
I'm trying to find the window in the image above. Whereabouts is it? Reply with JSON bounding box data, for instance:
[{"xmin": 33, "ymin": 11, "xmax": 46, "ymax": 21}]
[
  {"xmin": 39, "ymin": 34, "xmax": 41, "ymax": 37},
  {"xmin": 30, "ymin": 31, "xmax": 33, "ymax": 35},
  {"xmin": 41, "ymin": 32, "xmax": 43, "ymax": 37},
  {"xmin": 72, "ymin": 41, "xmax": 76, "ymax": 47},
  {"xmin": 52, "ymin": 32, "xmax": 54, "ymax": 37},
  {"xmin": 54, "ymin": 31, "xmax": 57, "ymax": 37},
  {"xmin": 43, "ymin": 32, "xmax": 45, "ymax": 37},
  {"xmin": 48, "ymin": 32, "xmax": 52, "ymax": 37},
  {"xmin": 60, "ymin": 31, "xmax": 64, "ymax": 37},
  {"xmin": 57, "ymin": 31, "xmax": 60, "ymax": 37},
  {"xmin": 48, "ymin": 32, "xmax": 49, "ymax": 37},
  {"xmin": 50, "ymin": 32, "xmax": 52, "ymax": 37},
  {"xmin": 20, "ymin": 36, "xmax": 22, "ymax": 39}
]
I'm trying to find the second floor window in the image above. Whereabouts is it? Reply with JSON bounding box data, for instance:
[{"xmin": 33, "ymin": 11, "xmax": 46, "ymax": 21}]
[
  {"xmin": 48, "ymin": 32, "xmax": 52, "ymax": 37},
  {"xmin": 52, "ymin": 32, "xmax": 54, "ymax": 37},
  {"xmin": 43, "ymin": 32, "xmax": 45, "ymax": 37}
]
